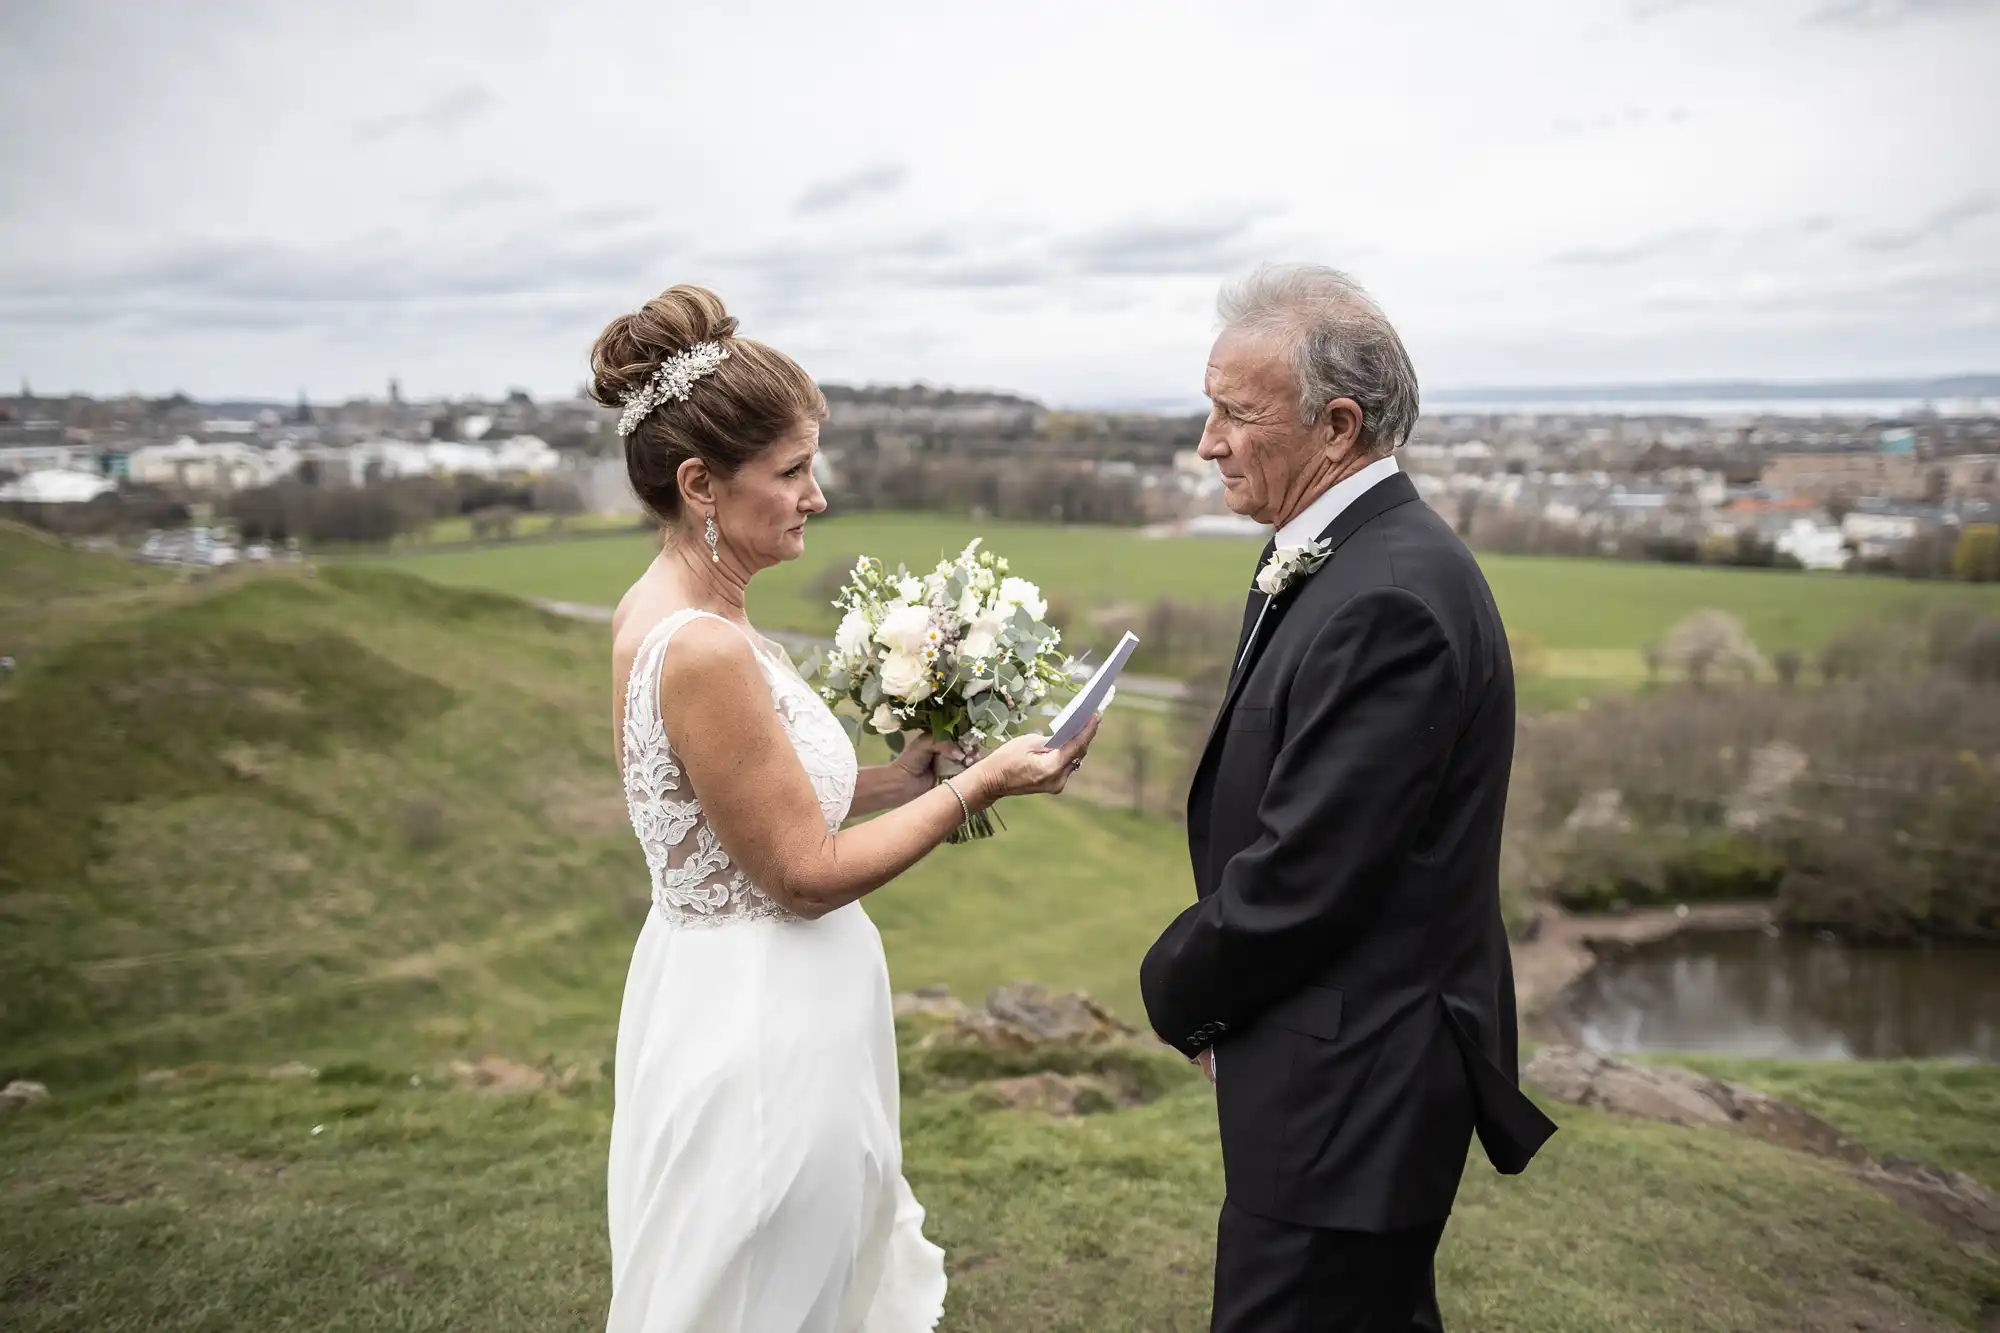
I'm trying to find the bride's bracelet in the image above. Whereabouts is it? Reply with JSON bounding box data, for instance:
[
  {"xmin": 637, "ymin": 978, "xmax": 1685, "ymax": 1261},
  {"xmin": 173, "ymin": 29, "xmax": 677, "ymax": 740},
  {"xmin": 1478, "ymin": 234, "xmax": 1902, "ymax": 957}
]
[{"xmin": 941, "ymin": 776, "xmax": 972, "ymax": 832}]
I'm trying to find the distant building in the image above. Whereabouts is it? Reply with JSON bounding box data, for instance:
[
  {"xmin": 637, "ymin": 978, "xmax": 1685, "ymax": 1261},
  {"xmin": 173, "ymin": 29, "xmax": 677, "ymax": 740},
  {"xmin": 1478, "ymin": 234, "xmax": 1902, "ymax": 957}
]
[
  {"xmin": 127, "ymin": 438, "xmax": 293, "ymax": 491},
  {"xmin": 1840, "ymin": 503, "xmax": 1935, "ymax": 560},
  {"xmin": 1944, "ymin": 453, "xmax": 1999, "ymax": 499},
  {"xmin": 0, "ymin": 443, "xmax": 93, "ymax": 475},
  {"xmin": 0, "ymin": 468, "xmax": 116, "ymax": 503},
  {"xmin": 1760, "ymin": 452, "xmax": 1927, "ymax": 503},
  {"xmin": 585, "ymin": 456, "xmax": 643, "ymax": 517},
  {"xmin": 1774, "ymin": 517, "xmax": 1848, "ymax": 570}
]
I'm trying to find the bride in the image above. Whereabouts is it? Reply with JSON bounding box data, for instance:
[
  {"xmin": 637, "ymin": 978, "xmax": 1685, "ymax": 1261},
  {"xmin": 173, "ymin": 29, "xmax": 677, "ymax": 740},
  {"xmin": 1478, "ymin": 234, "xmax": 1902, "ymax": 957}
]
[{"xmin": 595, "ymin": 285, "xmax": 1099, "ymax": 1333}]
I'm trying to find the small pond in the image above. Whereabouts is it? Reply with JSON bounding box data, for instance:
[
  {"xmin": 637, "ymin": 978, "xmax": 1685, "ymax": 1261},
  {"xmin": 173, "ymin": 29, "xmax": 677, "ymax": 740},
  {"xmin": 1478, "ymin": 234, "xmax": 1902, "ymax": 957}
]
[{"xmin": 1562, "ymin": 928, "xmax": 1999, "ymax": 1062}]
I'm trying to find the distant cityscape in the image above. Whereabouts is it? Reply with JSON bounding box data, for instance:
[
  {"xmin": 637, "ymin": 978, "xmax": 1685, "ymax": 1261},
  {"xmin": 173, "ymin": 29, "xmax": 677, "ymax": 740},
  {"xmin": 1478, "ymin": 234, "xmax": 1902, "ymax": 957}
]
[{"xmin": 1, "ymin": 376, "xmax": 1996, "ymax": 581}]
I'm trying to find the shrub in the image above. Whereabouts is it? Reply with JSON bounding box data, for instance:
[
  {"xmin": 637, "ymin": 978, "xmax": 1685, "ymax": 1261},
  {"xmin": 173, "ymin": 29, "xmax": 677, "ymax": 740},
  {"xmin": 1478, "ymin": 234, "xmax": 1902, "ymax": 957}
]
[
  {"xmin": 1512, "ymin": 660, "xmax": 2000, "ymax": 939},
  {"xmin": 399, "ymin": 795, "xmax": 449, "ymax": 850},
  {"xmin": 1660, "ymin": 609, "xmax": 1763, "ymax": 686},
  {"xmin": 1550, "ymin": 830, "xmax": 1784, "ymax": 913},
  {"xmin": 1954, "ymin": 618, "xmax": 2000, "ymax": 684}
]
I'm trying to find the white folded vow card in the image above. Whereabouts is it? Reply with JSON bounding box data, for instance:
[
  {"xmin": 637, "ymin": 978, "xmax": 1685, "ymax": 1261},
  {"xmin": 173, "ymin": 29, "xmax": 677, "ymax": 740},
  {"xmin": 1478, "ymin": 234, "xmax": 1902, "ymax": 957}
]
[{"xmin": 1047, "ymin": 631, "xmax": 1139, "ymax": 747}]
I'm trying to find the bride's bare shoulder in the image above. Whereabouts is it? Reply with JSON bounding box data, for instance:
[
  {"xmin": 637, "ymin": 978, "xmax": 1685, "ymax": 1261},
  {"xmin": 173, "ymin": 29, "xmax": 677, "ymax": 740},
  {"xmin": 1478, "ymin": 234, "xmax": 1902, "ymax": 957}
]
[
  {"xmin": 656, "ymin": 614, "xmax": 758, "ymax": 687},
  {"xmin": 610, "ymin": 578, "xmax": 643, "ymax": 641}
]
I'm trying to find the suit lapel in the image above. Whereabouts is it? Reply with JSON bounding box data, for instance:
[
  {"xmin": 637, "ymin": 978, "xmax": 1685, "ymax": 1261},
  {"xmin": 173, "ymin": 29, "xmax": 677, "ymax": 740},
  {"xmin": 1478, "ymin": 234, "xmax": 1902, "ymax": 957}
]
[{"xmin": 1189, "ymin": 472, "xmax": 1422, "ymax": 798}]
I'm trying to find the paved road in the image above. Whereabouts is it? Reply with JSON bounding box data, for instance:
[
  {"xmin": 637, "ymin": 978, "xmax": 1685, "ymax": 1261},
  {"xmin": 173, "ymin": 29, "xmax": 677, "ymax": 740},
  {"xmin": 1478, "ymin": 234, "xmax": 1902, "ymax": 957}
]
[{"xmin": 537, "ymin": 599, "xmax": 1193, "ymax": 703}]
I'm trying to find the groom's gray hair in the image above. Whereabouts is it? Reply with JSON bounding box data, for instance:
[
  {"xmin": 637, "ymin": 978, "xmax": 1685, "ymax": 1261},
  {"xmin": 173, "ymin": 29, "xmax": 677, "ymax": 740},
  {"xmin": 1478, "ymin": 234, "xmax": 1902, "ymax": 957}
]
[{"xmin": 1217, "ymin": 264, "xmax": 1420, "ymax": 456}]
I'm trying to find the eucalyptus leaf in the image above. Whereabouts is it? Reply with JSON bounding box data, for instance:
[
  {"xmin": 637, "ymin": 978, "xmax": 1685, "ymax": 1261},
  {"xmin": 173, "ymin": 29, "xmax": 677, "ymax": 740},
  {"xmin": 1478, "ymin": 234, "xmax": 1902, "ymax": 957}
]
[
  {"xmin": 885, "ymin": 730, "xmax": 906, "ymax": 757},
  {"xmin": 836, "ymin": 711, "xmax": 862, "ymax": 747},
  {"xmin": 860, "ymin": 675, "xmax": 883, "ymax": 708}
]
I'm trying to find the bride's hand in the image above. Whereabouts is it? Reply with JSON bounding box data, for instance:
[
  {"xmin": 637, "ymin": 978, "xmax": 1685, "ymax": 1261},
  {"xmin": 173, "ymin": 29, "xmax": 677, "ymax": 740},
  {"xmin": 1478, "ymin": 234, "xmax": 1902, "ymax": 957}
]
[
  {"xmin": 890, "ymin": 734, "xmax": 980, "ymax": 794},
  {"xmin": 963, "ymin": 715, "xmax": 1101, "ymax": 804}
]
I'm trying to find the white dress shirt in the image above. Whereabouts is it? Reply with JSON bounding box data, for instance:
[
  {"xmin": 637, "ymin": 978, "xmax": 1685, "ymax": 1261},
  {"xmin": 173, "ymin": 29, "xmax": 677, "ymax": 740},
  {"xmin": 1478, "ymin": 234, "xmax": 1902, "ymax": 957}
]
[
  {"xmin": 1273, "ymin": 453, "xmax": 1402, "ymax": 550},
  {"xmin": 1231, "ymin": 454, "xmax": 1403, "ymax": 679}
]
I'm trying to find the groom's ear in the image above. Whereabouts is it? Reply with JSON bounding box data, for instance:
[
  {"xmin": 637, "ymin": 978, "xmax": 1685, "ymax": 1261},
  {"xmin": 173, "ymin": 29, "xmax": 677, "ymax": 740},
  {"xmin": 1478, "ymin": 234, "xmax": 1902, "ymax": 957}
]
[{"xmin": 1319, "ymin": 396, "xmax": 1367, "ymax": 462}]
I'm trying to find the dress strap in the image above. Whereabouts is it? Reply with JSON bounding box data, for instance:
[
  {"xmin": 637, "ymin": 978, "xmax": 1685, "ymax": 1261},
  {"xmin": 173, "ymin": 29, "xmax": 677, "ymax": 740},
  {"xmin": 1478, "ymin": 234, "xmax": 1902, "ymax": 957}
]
[{"xmin": 626, "ymin": 608, "xmax": 777, "ymax": 732}]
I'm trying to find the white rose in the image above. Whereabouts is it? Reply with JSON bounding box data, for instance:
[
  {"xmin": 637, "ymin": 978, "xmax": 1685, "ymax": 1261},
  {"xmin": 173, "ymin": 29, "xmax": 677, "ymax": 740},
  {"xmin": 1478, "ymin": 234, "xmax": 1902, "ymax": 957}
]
[
  {"xmin": 997, "ymin": 577, "xmax": 1046, "ymax": 620},
  {"xmin": 1255, "ymin": 562, "xmax": 1286, "ymax": 595},
  {"xmin": 956, "ymin": 586, "xmax": 982, "ymax": 622},
  {"xmin": 835, "ymin": 609, "xmax": 874, "ymax": 658},
  {"xmin": 874, "ymin": 603, "xmax": 932, "ymax": 656},
  {"xmin": 870, "ymin": 703, "xmax": 901, "ymax": 734},
  {"xmin": 897, "ymin": 576, "xmax": 925, "ymax": 602},
  {"xmin": 878, "ymin": 651, "xmax": 933, "ymax": 702},
  {"xmin": 960, "ymin": 605, "xmax": 1009, "ymax": 662}
]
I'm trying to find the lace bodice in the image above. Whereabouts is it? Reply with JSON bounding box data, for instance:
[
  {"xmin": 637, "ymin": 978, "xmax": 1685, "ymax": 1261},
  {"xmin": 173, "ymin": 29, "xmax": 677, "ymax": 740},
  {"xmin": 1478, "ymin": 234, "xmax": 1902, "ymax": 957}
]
[{"xmin": 621, "ymin": 608, "xmax": 858, "ymax": 927}]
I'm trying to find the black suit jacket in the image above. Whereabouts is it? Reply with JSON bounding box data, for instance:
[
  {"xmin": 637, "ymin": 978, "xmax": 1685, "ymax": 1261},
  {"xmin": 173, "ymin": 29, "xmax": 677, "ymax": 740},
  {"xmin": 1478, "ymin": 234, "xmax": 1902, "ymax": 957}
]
[{"xmin": 1141, "ymin": 471, "xmax": 1556, "ymax": 1232}]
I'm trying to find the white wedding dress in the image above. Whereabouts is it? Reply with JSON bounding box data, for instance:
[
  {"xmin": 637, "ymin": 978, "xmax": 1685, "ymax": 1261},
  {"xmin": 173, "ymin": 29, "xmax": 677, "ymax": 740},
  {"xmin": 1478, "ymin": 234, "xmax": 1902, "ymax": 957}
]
[{"xmin": 606, "ymin": 607, "xmax": 947, "ymax": 1333}]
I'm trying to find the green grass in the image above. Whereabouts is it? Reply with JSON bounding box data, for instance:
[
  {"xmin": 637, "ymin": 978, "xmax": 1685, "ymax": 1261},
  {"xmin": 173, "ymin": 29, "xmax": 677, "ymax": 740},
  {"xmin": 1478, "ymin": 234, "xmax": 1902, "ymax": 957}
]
[
  {"xmin": 3, "ymin": 552, "xmax": 1996, "ymax": 1331},
  {"xmin": 1661, "ymin": 1055, "xmax": 2000, "ymax": 1185},
  {"xmin": 367, "ymin": 511, "xmax": 2000, "ymax": 686},
  {"xmin": 375, "ymin": 511, "xmax": 641, "ymax": 549},
  {"xmin": 4, "ymin": 1057, "xmax": 1995, "ymax": 1332},
  {"xmin": 0, "ymin": 521, "xmax": 166, "ymax": 611}
]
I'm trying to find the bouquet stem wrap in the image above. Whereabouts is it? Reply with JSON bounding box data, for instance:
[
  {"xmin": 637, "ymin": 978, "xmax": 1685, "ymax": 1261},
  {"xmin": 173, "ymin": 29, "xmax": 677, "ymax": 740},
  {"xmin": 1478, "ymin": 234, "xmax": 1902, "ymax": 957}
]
[{"xmin": 934, "ymin": 753, "xmax": 999, "ymax": 843}]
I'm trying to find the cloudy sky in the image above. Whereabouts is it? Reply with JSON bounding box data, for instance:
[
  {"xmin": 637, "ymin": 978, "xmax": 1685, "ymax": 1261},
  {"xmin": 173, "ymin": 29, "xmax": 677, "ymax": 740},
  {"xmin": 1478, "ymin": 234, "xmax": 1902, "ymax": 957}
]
[{"xmin": 2, "ymin": 0, "xmax": 1995, "ymax": 406}]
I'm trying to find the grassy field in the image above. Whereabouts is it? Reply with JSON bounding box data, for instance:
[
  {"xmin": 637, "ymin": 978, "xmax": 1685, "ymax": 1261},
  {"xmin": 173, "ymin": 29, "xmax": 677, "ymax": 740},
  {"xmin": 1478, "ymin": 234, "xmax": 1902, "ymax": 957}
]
[
  {"xmin": 380, "ymin": 511, "xmax": 641, "ymax": 549},
  {"xmin": 3, "ymin": 533, "xmax": 1996, "ymax": 1330},
  {"xmin": 368, "ymin": 512, "xmax": 2000, "ymax": 694}
]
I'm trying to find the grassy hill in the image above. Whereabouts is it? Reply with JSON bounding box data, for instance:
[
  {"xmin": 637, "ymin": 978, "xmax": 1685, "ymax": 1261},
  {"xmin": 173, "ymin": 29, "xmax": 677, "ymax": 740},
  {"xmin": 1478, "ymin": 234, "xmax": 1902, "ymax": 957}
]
[{"xmin": 2, "ymin": 544, "xmax": 1995, "ymax": 1331}]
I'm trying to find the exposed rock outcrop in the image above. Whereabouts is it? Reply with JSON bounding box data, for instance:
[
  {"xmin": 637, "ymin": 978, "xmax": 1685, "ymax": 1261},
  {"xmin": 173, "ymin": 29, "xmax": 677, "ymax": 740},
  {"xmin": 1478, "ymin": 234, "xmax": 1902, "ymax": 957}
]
[
  {"xmin": 1858, "ymin": 1158, "xmax": 2000, "ymax": 1250},
  {"xmin": 972, "ymin": 1072, "xmax": 1119, "ymax": 1118},
  {"xmin": 1524, "ymin": 1045, "xmax": 1866, "ymax": 1161},
  {"xmin": 2, "ymin": 1079, "xmax": 50, "ymax": 1112},
  {"xmin": 913, "ymin": 981, "xmax": 1138, "ymax": 1051},
  {"xmin": 1526, "ymin": 1045, "xmax": 1997, "ymax": 1248},
  {"xmin": 894, "ymin": 983, "xmax": 1172, "ymax": 1116}
]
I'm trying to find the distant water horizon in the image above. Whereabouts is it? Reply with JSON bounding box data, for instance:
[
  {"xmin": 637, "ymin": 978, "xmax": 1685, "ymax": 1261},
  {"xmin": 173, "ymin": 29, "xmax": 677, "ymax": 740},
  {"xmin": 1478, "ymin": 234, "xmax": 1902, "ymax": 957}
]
[
  {"xmin": 1075, "ymin": 374, "xmax": 2000, "ymax": 420},
  {"xmin": 1422, "ymin": 396, "xmax": 1993, "ymax": 420}
]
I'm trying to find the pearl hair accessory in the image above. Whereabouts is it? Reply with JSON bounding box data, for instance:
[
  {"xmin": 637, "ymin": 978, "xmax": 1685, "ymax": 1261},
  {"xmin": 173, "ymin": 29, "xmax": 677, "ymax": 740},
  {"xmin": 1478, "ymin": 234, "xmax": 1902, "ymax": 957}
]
[{"xmin": 615, "ymin": 341, "xmax": 731, "ymax": 437}]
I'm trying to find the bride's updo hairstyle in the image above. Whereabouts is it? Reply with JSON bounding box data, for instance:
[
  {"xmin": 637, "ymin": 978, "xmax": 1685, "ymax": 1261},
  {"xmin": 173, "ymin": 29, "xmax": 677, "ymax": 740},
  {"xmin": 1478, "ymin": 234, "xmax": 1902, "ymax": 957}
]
[{"xmin": 589, "ymin": 284, "xmax": 826, "ymax": 524}]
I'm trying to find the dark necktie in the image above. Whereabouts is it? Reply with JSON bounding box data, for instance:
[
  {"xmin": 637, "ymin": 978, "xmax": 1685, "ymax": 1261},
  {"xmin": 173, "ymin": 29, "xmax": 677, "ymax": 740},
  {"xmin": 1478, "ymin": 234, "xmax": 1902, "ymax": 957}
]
[{"xmin": 1229, "ymin": 537, "xmax": 1277, "ymax": 682}]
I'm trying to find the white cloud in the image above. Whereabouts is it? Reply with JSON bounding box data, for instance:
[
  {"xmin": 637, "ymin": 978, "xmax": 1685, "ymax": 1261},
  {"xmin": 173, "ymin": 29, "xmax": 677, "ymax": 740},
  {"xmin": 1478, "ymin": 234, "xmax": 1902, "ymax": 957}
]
[{"xmin": 0, "ymin": 0, "xmax": 1995, "ymax": 403}]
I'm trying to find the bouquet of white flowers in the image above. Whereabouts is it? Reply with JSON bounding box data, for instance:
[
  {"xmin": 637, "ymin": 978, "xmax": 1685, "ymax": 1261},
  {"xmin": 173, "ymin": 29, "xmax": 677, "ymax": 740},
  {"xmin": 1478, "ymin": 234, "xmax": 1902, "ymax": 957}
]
[{"xmin": 802, "ymin": 540, "xmax": 1079, "ymax": 841}]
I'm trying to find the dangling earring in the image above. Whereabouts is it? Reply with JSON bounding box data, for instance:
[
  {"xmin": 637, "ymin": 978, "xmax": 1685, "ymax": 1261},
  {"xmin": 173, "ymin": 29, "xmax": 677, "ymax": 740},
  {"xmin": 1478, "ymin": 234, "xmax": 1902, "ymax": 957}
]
[{"xmin": 704, "ymin": 511, "xmax": 720, "ymax": 563}]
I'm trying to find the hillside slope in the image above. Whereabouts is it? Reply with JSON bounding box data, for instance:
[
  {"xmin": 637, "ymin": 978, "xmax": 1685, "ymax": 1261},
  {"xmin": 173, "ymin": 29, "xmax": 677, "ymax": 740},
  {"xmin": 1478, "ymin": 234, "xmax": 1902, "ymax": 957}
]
[
  {"xmin": 1, "ymin": 564, "xmax": 643, "ymax": 1087},
  {"xmin": 1, "ymin": 549, "xmax": 1993, "ymax": 1332}
]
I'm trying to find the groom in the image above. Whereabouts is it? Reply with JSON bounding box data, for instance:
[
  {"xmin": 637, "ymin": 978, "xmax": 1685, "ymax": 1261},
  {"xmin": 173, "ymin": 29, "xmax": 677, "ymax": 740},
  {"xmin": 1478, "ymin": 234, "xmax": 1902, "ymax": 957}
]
[{"xmin": 1141, "ymin": 264, "xmax": 1556, "ymax": 1332}]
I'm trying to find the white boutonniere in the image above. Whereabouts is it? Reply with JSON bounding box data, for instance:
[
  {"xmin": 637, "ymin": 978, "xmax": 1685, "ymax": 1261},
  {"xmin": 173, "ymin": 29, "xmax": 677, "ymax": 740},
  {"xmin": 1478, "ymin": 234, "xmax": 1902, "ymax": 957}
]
[{"xmin": 1254, "ymin": 539, "xmax": 1331, "ymax": 597}]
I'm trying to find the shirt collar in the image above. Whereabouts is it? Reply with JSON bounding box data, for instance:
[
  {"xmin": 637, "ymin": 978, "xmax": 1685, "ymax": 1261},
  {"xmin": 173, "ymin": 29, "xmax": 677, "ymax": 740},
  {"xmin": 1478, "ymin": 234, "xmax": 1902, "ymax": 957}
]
[{"xmin": 1274, "ymin": 454, "xmax": 1401, "ymax": 549}]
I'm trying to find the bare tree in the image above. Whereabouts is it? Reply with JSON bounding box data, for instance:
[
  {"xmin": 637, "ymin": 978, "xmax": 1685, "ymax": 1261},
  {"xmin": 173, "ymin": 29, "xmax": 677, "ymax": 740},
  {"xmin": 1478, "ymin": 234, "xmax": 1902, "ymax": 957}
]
[{"xmin": 1660, "ymin": 609, "xmax": 1764, "ymax": 687}]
